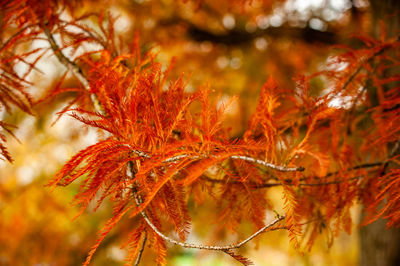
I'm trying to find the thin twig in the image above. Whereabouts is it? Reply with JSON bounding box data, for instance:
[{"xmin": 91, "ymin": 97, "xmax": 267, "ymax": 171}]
[
  {"xmin": 138, "ymin": 206, "xmax": 285, "ymax": 250},
  {"xmin": 380, "ymin": 141, "xmax": 400, "ymax": 175},
  {"xmin": 327, "ymin": 37, "xmax": 399, "ymax": 104},
  {"xmin": 202, "ymin": 175, "xmax": 363, "ymax": 188},
  {"xmin": 345, "ymin": 86, "xmax": 367, "ymax": 133},
  {"xmin": 126, "ymin": 162, "xmax": 149, "ymax": 266},
  {"xmin": 128, "ymin": 159, "xmax": 287, "ymax": 251},
  {"xmin": 58, "ymin": 19, "xmax": 107, "ymax": 49},
  {"xmin": 134, "ymin": 232, "xmax": 147, "ymax": 266},
  {"xmin": 298, "ymin": 176, "xmax": 362, "ymax": 187},
  {"xmin": 126, "ymin": 147, "xmax": 304, "ymax": 172},
  {"xmin": 230, "ymin": 155, "xmax": 304, "ymax": 172},
  {"xmin": 128, "ymin": 159, "xmax": 287, "ymax": 257},
  {"xmin": 42, "ymin": 24, "xmax": 104, "ymax": 112},
  {"xmin": 339, "ymin": 63, "xmax": 363, "ymax": 95},
  {"xmin": 202, "ymin": 161, "xmax": 384, "ymax": 188},
  {"xmin": 0, "ymin": 24, "xmax": 38, "ymax": 52},
  {"xmin": 42, "ymin": 25, "xmax": 90, "ymax": 89},
  {"xmin": 324, "ymin": 162, "xmax": 383, "ymax": 177}
]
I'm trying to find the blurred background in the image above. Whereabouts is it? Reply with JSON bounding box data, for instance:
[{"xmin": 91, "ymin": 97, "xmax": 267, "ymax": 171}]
[{"xmin": 1, "ymin": 0, "xmax": 399, "ymax": 265}]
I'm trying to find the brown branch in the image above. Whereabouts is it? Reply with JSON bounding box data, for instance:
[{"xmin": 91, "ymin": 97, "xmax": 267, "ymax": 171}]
[
  {"xmin": 139, "ymin": 206, "xmax": 285, "ymax": 250},
  {"xmin": 127, "ymin": 150, "xmax": 304, "ymax": 172},
  {"xmin": 327, "ymin": 36, "xmax": 400, "ymax": 104},
  {"xmin": 134, "ymin": 231, "xmax": 147, "ymax": 266},
  {"xmin": 0, "ymin": 24, "xmax": 38, "ymax": 52},
  {"xmin": 58, "ymin": 19, "xmax": 107, "ymax": 49},
  {"xmin": 202, "ymin": 161, "xmax": 384, "ymax": 188},
  {"xmin": 128, "ymin": 159, "xmax": 286, "ymax": 253},
  {"xmin": 380, "ymin": 141, "xmax": 400, "ymax": 175},
  {"xmin": 345, "ymin": 84, "xmax": 368, "ymax": 133},
  {"xmin": 41, "ymin": 24, "xmax": 104, "ymax": 112},
  {"xmin": 230, "ymin": 155, "xmax": 304, "ymax": 172},
  {"xmin": 298, "ymin": 176, "xmax": 363, "ymax": 187},
  {"xmin": 202, "ymin": 175, "xmax": 363, "ymax": 188},
  {"xmin": 42, "ymin": 25, "xmax": 89, "ymax": 89},
  {"xmin": 324, "ymin": 162, "xmax": 384, "ymax": 178}
]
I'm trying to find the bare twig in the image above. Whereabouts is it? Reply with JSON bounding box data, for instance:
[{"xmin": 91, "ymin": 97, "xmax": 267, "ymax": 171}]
[
  {"xmin": 42, "ymin": 25, "xmax": 89, "ymax": 89},
  {"xmin": 202, "ymin": 175, "xmax": 364, "ymax": 188},
  {"xmin": 128, "ymin": 159, "xmax": 287, "ymax": 252},
  {"xmin": 324, "ymin": 162, "xmax": 383, "ymax": 177},
  {"xmin": 138, "ymin": 206, "xmax": 285, "ymax": 250},
  {"xmin": 0, "ymin": 24, "xmax": 38, "ymax": 52},
  {"xmin": 230, "ymin": 155, "xmax": 304, "ymax": 172},
  {"xmin": 58, "ymin": 19, "xmax": 107, "ymax": 49},
  {"xmin": 134, "ymin": 232, "xmax": 147, "ymax": 266},
  {"xmin": 42, "ymin": 24, "xmax": 104, "ymax": 112},
  {"xmin": 298, "ymin": 176, "xmax": 363, "ymax": 187},
  {"xmin": 202, "ymin": 161, "xmax": 384, "ymax": 188},
  {"xmin": 126, "ymin": 147, "xmax": 304, "ymax": 172},
  {"xmin": 380, "ymin": 140, "xmax": 400, "ymax": 175},
  {"xmin": 327, "ymin": 37, "xmax": 399, "ymax": 105}
]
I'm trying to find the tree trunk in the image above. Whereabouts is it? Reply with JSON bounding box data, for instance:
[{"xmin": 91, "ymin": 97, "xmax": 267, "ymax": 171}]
[
  {"xmin": 358, "ymin": 1, "xmax": 400, "ymax": 266},
  {"xmin": 369, "ymin": 0, "xmax": 400, "ymax": 38},
  {"xmin": 359, "ymin": 218, "xmax": 400, "ymax": 266}
]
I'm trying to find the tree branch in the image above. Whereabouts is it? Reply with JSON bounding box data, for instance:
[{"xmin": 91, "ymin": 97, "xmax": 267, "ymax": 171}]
[
  {"xmin": 134, "ymin": 232, "xmax": 147, "ymax": 266},
  {"xmin": 126, "ymin": 147, "xmax": 304, "ymax": 173},
  {"xmin": 202, "ymin": 175, "xmax": 364, "ymax": 188},
  {"xmin": 128, "ymin": 159, "xmax": 286, "ymax": 254},
  {"xmin": 202, "ymin": 161, "xmax": 384, "ymax": 188},
  {"xmin": 0, "ymin": 24, "xmax": 38, "ymax": 52},
  {"xmin": 41, "ymin": 24, "xmax": 103, "ymax": 111},
  {"xmin": 230, "ymin": 155, "xmax": 304, "ymax": 172},
  {"xmin": 380, "ymin": 140, "xmax": 400, "ymax": 175},
  {"xmin": 138, "ymin": 204, "xmax": 285, "ymax": 251},
  {"xmin": 327, "ymin": 35, "xmax": 400, "ymax": 104},
  {"xmin": 324, "ymin": 162, "xmax": 384, "ymax": 178},
  {"xmin": 42, "ymin": 25, "xmax": 89, "ymax": 89}
]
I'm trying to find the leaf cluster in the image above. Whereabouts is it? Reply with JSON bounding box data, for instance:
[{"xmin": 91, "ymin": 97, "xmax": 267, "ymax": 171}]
[{"xmin": 1, "ymin": 1, "xmax": 400, "ymax": 265}]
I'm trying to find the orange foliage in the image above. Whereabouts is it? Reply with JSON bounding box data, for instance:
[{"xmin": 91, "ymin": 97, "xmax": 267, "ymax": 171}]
[{"xmin": 0, "ymin": 0, "xmax": 399, "ymax": 265}]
